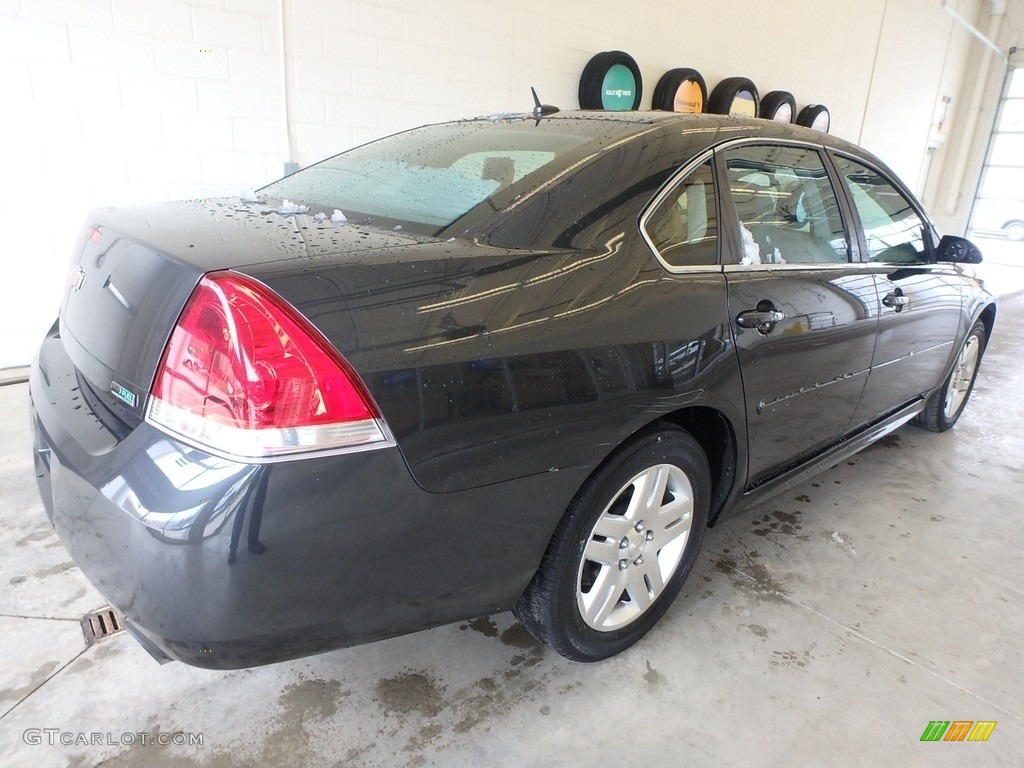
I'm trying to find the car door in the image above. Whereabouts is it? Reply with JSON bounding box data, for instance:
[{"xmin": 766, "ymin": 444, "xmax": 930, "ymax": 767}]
[
  {"xmin": 720, "ymin": 143, "xmax": 878, "ymax": 488},
  {"xmin": 828, "ymin": 153, "xmax": 964, "ymax": 427}
]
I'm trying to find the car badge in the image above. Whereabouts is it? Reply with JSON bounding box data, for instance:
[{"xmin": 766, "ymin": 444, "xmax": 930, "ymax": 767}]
[
  {"xmin": 110, "ymin": 381, "xmax": 138, "ymax": 408},
  {"xmin": 70, "ymin": 267, "xmax": 86, "ymax": 292}
]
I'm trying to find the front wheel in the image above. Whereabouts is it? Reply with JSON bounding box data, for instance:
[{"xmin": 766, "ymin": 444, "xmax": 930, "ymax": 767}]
[
  {"xmin": 913, "ymin": 320, "xmax": 987, "ymax": 432},
  {"xmin": 513, "ymin": 427, "xmax": 710, "ymax": 661}
]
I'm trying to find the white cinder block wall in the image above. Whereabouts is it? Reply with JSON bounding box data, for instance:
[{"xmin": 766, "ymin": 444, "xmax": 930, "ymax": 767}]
[{"xmin": 0, "ymin": 0, "xmax": 1007, "ymax": 366}]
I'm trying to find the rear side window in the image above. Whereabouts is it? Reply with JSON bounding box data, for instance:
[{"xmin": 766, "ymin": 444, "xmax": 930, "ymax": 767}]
[
  {"xmin": 643, "ymin": 160, "xmax": 719, "ymax": 268},
  {"xmin": 724, "ymin": 144, "xmax": 849, "ymax": 265},
  {"xmin": 832, "ymin": 155, "xmax": 931, "ymax": 264}
]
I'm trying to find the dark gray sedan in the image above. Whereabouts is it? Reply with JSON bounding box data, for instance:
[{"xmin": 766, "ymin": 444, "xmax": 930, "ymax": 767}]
[{"xmin": 30, "ymin": 111, "xmax": 994, "ymax": 668}]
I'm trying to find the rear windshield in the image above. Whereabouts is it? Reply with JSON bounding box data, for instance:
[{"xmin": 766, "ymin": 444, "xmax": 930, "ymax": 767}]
[{"xmin": 258, "ymin": 119, "xmax": 613, "ymax": 235}]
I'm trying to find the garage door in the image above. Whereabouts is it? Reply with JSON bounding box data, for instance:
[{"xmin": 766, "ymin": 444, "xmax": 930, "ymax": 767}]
[{"xmin": 969, "ymin": 67, "xmax": 1024, "ymax": 242}]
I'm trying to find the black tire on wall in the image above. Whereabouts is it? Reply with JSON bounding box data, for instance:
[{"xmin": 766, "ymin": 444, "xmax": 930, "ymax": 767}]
[
  {"xmin": 706, "ymin": 76, "xmax": 760, "ymax": 117},
  {"xmin": 796, "ymin": 104, "xmax": 831, "ymax": 133},
  {"xmin": 578, "ymin": 50, "xmax": 643, "ymax": 110},
  {"xmin": 652, "ymin": 68, "xmax": 707, "ymax": 113},
  {"xmin": 759, "ymin": 90, "xmax": 797, "ymax": 123}
]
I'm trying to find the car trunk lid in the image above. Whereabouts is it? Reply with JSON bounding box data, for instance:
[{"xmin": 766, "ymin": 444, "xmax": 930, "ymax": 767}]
[
  {"xmin": 59, "ymin": 200, "xmax": 431, "ymax": 436},
  {"xmin": 59, "ymin": 225, "xmax": 203, "ymax": 430}
]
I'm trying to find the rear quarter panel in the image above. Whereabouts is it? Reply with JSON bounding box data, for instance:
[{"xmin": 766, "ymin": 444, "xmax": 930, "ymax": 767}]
[{"xmin": 255, "ymin": 241, "xmax": 744, "ymax": 494}]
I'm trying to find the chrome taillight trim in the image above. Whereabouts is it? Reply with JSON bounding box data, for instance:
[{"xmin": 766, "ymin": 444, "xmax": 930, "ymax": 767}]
[{"xmin": 145, "ymin": 396, "xmax": 396, "ymax": 464}]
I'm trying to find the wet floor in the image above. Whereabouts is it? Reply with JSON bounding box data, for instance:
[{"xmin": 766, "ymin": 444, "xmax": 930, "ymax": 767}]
[{"xmin": 1, "ymin": 298, "xmax": 1022, "ymax": 767}]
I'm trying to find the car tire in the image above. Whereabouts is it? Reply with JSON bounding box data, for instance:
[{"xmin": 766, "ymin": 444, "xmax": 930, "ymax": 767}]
[
  {"xmin": 796, "ymin": 104, "xmax": 831, "ymax": 132},
  {"xmin": 913, "ymin": 320, "xmax": 987, "ymax": 432},
  {"xmin": 578, "ymin": 50, "xmax": 643, "ymax": 111},
  {"xmin": 513, "ymin": 426, "xmax": 710, "ymax": 661},
  {"xmin": 706, "ymin": 76, "xmax": 760, "ymax": 117},
  {"xmin": 759, "ymin": 90, "xmax": 796, "ymax": 123},
  {"xmin": 652, "ymin": 68, "xmax": 707, "ymax": 113}
]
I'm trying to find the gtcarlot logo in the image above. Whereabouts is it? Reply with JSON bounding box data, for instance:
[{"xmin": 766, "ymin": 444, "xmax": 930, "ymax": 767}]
[{"xmin": 23, "ymin": 729, "xmax": 204, "ymax": 747}]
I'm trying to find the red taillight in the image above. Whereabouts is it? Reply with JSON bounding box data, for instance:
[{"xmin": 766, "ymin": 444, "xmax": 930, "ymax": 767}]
[{"xmin": 146, "ymin": 271, "xmax": 390, "ymax": 460}]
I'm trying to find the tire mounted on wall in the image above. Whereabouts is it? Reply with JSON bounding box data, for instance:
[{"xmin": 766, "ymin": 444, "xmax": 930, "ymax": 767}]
[
  {"xmin": 652, "ymin": 68, "xmax": 707, "ymax": 113},
  {"xmin": 706, "ymin": 76, "xmax": 760, "ymax": 118},
  {"xmin": 759, "ymin": 90, "xmax": 796, "ymax": 123},
  {"xmin": 579, "ymin": 50, "xmax": 643, "ymax": 111},
  {"xmin": 796, "ymin": 104, "xmax": 831, "ymax": 133}
]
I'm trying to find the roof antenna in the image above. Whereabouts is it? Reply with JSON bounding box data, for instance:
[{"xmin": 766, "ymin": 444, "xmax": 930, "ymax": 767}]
[{"xmin": 531, "ymin": 87, "xmax": 559, "ymax": 125}]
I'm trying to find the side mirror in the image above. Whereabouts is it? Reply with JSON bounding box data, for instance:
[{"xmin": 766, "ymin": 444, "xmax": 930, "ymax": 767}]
[{"xmin": 936, "ymin": 234, "xmax": 982, "ymax": 264}]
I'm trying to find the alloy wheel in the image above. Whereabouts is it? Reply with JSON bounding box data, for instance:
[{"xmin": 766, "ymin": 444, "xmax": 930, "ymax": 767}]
[
  {"xmin": 576, "ymin": 463, "xmax": 694, "ymax": 631},
  {"xmin": 944, "ymin": 333, "xmax": 981, "ymax": 420}
]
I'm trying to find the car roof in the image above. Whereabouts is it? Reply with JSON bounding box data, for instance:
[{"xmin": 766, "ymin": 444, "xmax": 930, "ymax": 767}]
[{"xmin": 463, "ymin": 110, "xmax": 875, "ymax": 163}]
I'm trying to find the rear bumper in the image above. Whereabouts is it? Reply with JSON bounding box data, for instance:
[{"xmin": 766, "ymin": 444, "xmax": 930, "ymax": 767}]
[{"xmin": 30, "ymin": 330, "xmax": 584, "ymax": 669}]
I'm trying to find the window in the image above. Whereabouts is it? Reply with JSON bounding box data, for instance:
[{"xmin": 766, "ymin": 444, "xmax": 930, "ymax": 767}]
[
  {"xmin": 969, "ymin": 67, "xmax": 1024, "ymax": 241},
  {"xmin": 643, "ymin": 160, "xmax": 718, "ymax": 267},
  {"xmin": 724, "ymin": 145, "xmax": 849, "ymax": 264},
  {"xmin": 832, "ymin": 155, "xmax": 931, "ymax": 264},
  {"xmin": 259, "ymin": 121, "xmax": 607, "ymax": 235}
]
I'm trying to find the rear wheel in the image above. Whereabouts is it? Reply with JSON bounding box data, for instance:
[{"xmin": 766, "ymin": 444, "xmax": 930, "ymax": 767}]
[
  {"xmin": 913, "ymin": 320, "xmax": 986, "ymax": 432},
  {"xmin": 513, "ymin": 427, "xmax": 710, "ymax": 661}
]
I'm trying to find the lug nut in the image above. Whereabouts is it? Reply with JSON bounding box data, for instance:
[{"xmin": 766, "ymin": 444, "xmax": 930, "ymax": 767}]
[
  {"xmin": 645, "ymin": 530, "xmax": 654, "ymax": 541},
  {"xmin": 634, "ymin": 522, "xmax": 645, "ymax": 533},
  {"xmin": 620, "ymin": 537, "xmax": 630, "ymax": 550},
  {"xmin": 634, "ymin": 556, "xmax": 644, "ymax": 566},
  {"xmin": 618, "ymin": 559, "xmax": 629, "ymax": 571}
]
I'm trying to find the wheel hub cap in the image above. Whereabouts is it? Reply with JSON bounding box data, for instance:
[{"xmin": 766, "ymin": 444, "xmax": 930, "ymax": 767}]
[
  {"xmin": 623, "ymin": 528, "xmax": 648, "ymax": 561},
  {"xmin": 576, "ymin": 464, "xmax": 695, "ymax": 632}
]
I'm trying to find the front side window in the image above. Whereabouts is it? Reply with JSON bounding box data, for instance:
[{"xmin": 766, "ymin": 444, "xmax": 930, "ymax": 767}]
[
  {"xmin": 724, "ymin": 144, "xmax": 849, "ymax": 265},
  {"xmin": 643, "ymin": 160, "xmax": 718, "ymax": 268},
  {"xmin": 832, "ymin": 155, "xmax": 931, "ymax": 264}
]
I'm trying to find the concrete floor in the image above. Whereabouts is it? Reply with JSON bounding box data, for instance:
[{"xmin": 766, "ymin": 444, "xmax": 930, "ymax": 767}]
[{"xmin": 2, "ymin": 257, "xmax": 1023, "ymax": 767}]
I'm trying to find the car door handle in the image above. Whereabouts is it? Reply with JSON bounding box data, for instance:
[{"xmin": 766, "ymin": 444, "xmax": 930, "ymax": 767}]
[
  {"xmin": 735, "ymin": 307, "xmax": 786, "ymax": 331},
  {"xmin": 882, "ymin": 291, "xmax": 909, "ymax": 310}
]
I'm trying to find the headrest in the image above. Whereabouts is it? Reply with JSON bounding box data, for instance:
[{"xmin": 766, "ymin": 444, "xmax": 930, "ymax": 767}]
[
  {"xmin": 482, "ymin": 157, "xmax": 515, "ymax": 187},
  {"xmin": 730, "ymin": 181, "xmax": 777, "ymax": 224}
]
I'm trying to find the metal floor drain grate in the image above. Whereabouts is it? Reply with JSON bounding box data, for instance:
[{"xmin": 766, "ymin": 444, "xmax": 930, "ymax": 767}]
[{"xmin": 81, "ymin": 607, "xmax": 125, "ymax": 645}]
